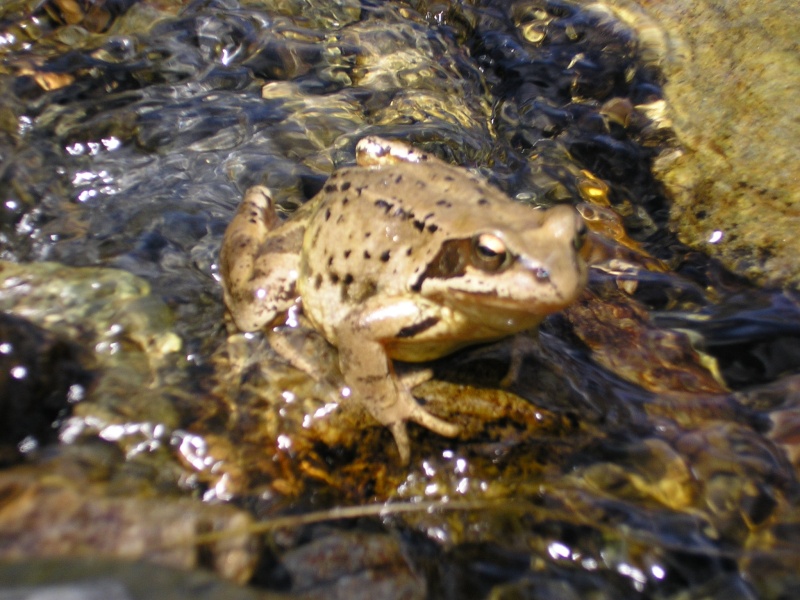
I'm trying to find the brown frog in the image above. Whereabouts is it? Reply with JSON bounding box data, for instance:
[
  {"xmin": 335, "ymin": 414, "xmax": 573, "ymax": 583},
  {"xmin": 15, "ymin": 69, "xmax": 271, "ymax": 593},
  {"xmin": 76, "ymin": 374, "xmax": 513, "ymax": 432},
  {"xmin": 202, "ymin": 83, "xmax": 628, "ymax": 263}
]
[{"xmin": 220, "ymin": 137, "xmax": 588, "ymax": 462}]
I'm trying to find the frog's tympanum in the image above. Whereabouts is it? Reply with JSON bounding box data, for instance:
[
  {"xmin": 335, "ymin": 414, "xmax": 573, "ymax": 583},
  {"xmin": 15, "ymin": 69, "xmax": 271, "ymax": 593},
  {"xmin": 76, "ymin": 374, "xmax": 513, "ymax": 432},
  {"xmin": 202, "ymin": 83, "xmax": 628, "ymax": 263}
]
[{"xmin": 220, "ymin": 137, "xmax": 588, "ymax": 462}]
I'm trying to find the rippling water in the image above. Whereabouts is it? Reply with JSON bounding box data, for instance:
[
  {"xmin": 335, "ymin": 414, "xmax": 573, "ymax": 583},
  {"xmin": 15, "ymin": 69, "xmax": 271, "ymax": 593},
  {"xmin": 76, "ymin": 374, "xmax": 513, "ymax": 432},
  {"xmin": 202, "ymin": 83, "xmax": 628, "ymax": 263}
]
[{"xmin": 1, "ymin": 0, "xmax": 799, "ymax": 597}]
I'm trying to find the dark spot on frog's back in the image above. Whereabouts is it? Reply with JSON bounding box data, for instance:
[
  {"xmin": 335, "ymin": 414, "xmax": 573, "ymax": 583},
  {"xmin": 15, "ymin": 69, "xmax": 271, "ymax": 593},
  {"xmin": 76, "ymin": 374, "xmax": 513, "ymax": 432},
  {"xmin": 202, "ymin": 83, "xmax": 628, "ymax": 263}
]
[
  {"xmin": 478, "ymin": 198, "xmax": 490, "ymax": 206},
  {"xmin": 314, "ymin": 274, "xmax": 322, "ymax": 289},
  {"xmin": 380, "ymin": 250, "xmax": 391, "ymax": 262},
  {"xmin": 343, "ymin": 273, "xmax": 354, "ymax": 285},
  {"xmin": 344, "ymin": 249, "xmax": 351, "ymax": 258},
  {"xmin": 436, "ymin": 199, "xmax": 452, "ymax": 208},
  {"xmin": 325, "ymin": 184, "xmax": 337, "ymax": 193},
  {"xmin": 340, "ymin": 181, "xmax": 351, "ymax": 191},
  {"xmin": 324, "ymin": 208, "xmax": 331, "ymax": 221},
  {"xmin": 375, "ymin": 199, "xmax": 393, "ymax": 213}
]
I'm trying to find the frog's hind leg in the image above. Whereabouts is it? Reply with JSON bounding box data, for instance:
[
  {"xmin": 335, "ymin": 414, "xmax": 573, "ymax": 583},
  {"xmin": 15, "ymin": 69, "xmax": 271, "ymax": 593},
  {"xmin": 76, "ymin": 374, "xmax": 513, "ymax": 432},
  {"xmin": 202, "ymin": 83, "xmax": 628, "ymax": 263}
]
[{"xmin": 220, "ymin": 186, "xmax": 298, "ymax": 332}]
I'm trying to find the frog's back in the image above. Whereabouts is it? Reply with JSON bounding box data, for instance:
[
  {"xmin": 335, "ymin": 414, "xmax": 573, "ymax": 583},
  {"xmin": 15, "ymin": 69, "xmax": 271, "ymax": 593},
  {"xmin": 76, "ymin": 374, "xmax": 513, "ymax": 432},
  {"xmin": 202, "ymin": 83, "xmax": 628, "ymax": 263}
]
[{"xmin": 299, "ymin": 162, "xmax": 504, "ymax": 298}]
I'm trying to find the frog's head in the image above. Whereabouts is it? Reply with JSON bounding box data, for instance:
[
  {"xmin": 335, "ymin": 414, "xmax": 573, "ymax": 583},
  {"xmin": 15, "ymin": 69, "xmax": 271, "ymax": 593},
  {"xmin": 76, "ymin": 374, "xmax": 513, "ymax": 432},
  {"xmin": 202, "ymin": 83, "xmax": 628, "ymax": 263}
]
[{"xmin": 411, "ymin": 204, "xmax": 588, "ymax": 333}]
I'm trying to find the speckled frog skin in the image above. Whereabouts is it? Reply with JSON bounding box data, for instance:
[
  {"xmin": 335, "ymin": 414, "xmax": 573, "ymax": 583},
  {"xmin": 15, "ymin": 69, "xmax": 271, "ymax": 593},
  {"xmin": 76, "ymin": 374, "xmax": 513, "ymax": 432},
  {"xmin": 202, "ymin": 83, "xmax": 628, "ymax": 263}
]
[{"xmin": 220, "ymin": 137, "xmax": 588, "ymax": 462}]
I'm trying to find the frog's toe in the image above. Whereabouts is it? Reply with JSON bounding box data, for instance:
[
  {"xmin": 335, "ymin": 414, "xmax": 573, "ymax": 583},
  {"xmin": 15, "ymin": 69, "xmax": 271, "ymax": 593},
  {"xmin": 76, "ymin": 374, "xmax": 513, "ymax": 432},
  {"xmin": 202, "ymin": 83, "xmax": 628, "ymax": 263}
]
[
  {"xmin": 408, "ymin": 404, "xmax": 460, "ymax": 439},
  {"xmin": 388, "ymin": 409, "xmax": 459, "ymax": 464},
  {"xmin": 398, "ymin": 367, "xmax": 434, "ymax": 389},
  {"xmin": 389, "ymin": 421, "xmax": 411, "ymax": 465}
]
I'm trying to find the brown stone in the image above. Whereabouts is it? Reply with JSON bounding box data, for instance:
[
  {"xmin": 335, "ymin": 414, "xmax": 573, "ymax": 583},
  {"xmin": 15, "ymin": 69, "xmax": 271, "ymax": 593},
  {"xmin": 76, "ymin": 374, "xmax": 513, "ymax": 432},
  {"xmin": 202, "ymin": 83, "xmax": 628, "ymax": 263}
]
[{"xmin": 610, "ymin": 0, "xmax": 800, "ymax": 288}]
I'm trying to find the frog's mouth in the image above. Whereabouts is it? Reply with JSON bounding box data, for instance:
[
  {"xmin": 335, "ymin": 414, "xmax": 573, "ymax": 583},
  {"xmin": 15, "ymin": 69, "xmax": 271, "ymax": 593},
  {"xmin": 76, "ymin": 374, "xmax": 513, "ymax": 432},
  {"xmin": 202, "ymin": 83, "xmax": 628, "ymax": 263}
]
[
  {"xmin": 445, "ymin": 289, "xmax": 563, "ymax": 327},
  {"xmin": 409, "ymin": 286, "xmax": 557, "ymax": 338},
  {"xmin": 421, "ymin": 264, "xmax": 585, "ymax": 319}
]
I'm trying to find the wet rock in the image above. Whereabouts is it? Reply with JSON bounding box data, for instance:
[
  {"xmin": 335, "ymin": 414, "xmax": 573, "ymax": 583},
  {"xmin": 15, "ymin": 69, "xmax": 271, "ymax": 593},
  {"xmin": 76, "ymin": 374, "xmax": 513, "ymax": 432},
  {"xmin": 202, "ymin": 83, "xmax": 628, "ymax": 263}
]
[
  {"xmin": 613, "ymin": 0, "xmax": 800, "ymax": 288},
  {"xmin": 0, "ymin": 312, "xmax": 90, "ymax": 465},
  {"xmin": 564, "ymin": 287, "xmax": 727, "ymax": 395},
  {"xmin": 0, "ymin": 261, "xmax": 181, "ymax": 363},
  {"xmin": 0, "ymin": 558, "xmax": 280, "ymax": 600},
  {"xmin": 0, "ymin": 465, "xmax": 259, "ymax": 584},
  {"xmin": 280, "ymin": 531, "xmax": 426, "ymax": 600},
  {"xmin": 578, "ymin": 437, "xmax": 695, "ymax": 510},
  {"xmin": 742, "ymin": 505, "xmax": 800, "ymax": 599},
  {"xmin": 201, "ymin": 326, "xmax": 580, "ymax": 499},
  {"xmin": 0, "ymin": 261, "xmax": 185, "ymax": 451}
]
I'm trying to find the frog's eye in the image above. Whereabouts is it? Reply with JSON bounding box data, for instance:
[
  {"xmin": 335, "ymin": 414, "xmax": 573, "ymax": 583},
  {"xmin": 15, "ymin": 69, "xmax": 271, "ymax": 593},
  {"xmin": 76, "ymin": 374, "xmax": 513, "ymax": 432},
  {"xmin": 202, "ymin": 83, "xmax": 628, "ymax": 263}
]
[
  {"xmin": 472, "ymin": 233, "xmax": 510, "ymax": 272},
  {"xmin": 574, "ymin": 217, "xmax": 588, "ymax": 252}
]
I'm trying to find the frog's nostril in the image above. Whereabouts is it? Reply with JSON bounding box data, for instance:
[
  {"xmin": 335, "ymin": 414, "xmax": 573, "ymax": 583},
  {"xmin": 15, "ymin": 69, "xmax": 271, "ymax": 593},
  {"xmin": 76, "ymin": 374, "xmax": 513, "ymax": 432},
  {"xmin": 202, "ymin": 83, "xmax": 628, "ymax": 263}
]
[{"xmin": 535, "ymin": 267, "xmax": 551, "ymax": 281}]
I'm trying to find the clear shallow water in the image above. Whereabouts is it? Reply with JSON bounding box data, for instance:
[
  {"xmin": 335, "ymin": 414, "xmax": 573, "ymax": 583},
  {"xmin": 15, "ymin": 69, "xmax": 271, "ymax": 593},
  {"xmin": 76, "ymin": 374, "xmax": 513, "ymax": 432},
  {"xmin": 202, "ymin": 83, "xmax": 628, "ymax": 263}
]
[{"xmin": 1, "ymin": 0, "xmax": 799, "ymax": 597}]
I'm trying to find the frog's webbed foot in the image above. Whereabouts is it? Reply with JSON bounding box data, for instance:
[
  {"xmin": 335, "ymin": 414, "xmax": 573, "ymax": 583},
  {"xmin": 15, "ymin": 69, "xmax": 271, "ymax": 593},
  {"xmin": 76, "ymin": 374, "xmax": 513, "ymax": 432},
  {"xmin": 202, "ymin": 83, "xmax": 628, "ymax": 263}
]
[
  {"xmin": 383, "ymin": 386, "xmax": 460, "ymax": 465},
  {"xmin": 336, "ymin": 302, "xmax": 460, "ymax": 463}
]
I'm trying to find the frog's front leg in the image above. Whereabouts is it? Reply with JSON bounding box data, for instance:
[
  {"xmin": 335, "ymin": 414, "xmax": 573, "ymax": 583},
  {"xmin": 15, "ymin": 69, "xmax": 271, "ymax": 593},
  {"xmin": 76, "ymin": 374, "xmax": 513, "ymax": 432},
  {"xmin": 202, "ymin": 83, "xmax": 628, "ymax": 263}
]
[
  {"xmin": 335, "ymin": 298, "xmax": 460, "ymax": 464},
  {"xmin": 220, "ymin": 186, "xmax": 301, "ymax": 332}
]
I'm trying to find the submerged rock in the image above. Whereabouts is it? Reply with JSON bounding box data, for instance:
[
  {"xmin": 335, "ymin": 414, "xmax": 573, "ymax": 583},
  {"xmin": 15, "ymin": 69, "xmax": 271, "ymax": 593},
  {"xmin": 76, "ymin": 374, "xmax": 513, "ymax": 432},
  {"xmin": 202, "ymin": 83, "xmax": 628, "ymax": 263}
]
[
  {"xmin": 280, "ymin": 531, "xmax": 426, "ymax": 599},
  {"xmin": 0, "ymin": 459, "xmax": 259, "ymax": 584},
  {"xmin": 0, "ymin": 558, "xmax": 277, "ymax": 600},
  {"xmin": 0, "ymin": 312, "xmax": 90, "ymax": 465}
]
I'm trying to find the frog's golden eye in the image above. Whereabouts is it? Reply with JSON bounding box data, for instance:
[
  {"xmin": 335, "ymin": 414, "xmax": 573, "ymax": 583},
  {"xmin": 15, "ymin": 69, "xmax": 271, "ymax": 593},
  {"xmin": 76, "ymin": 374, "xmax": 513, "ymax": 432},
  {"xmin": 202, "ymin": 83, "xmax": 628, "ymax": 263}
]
[{"xmin": 472, "ymin": 233, "xmax": 510, "ymax": 272}]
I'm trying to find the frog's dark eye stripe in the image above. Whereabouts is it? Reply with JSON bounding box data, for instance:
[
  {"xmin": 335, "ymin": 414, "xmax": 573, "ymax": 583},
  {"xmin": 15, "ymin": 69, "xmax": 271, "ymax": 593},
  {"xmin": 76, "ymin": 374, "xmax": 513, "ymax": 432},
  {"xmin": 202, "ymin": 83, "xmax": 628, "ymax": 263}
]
[
  {"xmin": 411, "ymin": 238, "xmax": 471, "ymax": 290},
  {"xmin": 411, "ymin": 233, "xmax": 515, "ymax": 292}
]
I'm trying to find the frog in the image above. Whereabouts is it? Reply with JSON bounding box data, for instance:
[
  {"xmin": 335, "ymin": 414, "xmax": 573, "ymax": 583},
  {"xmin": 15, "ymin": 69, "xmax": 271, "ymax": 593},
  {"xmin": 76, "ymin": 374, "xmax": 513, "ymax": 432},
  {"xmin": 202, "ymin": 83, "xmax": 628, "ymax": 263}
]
[{"xmin": 219, "ymin": 137, "xmax": 588, "ymax": 463}]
